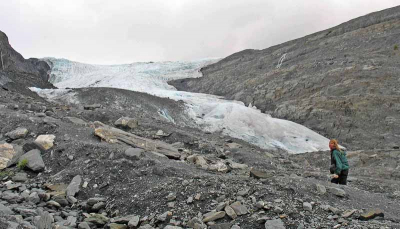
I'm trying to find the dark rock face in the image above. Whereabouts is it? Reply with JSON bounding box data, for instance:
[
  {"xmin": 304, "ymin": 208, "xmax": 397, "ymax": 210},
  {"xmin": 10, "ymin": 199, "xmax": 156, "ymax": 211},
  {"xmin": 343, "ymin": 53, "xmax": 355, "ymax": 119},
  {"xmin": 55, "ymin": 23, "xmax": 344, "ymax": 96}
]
[
  {"xmin": 0, "ymin": 30, "xmax": 54, "ymax": 96},
  {"xmin": 169, "ymin": 6, "xmax": 400, "ymax": 150}
]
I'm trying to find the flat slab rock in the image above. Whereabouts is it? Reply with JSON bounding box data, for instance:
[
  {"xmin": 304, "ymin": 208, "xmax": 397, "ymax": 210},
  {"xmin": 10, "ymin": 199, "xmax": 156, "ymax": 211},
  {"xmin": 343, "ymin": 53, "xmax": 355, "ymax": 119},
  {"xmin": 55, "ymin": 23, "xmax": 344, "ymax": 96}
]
[
  {"xmin": 359, "ymin": 209, "xmax": 384, "ymax": 221},
  {"xmin": 265, "ymin": 219, "xmax": 285, "ymax": 229}
]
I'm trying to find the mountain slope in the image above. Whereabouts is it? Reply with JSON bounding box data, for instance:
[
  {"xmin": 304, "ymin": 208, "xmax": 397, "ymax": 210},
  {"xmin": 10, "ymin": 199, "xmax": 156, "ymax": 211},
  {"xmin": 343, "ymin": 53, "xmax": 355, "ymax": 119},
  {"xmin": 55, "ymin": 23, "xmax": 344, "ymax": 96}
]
[
  {"xmin": 0, "ymin": 30, "xmax": 54, "ymax": 97},
  {"xmin": 170, "ymin": 5, "xmax": 400, "ymax": 150}
]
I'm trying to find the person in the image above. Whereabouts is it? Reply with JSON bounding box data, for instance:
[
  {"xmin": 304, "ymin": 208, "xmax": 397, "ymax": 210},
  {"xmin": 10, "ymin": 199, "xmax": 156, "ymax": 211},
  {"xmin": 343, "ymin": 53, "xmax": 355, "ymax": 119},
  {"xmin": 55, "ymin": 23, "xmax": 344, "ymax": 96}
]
[{"xmin": 329, "ymin": 139, "xmax": 349, "ymax": 185}]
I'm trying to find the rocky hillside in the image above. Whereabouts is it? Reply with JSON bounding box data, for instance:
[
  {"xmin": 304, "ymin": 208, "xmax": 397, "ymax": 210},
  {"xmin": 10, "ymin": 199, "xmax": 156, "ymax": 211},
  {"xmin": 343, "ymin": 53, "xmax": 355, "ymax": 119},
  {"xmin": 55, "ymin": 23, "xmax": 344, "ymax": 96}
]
[
  {"xmin": 170, "ymin": 5, "xmax": 400, "ymax": 150},
  {"xmin": 0, "ymin": 30, "xmax": 54, "ymax": 97}
]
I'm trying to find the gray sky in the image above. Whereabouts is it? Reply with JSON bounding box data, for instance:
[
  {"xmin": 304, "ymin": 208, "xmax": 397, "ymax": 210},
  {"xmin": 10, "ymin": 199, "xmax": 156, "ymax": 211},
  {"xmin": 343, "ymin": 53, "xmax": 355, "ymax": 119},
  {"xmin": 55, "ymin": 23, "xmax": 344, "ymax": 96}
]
[{"xmin": 1, "ymin": 0, "xmax": 399, "ymax": 64}]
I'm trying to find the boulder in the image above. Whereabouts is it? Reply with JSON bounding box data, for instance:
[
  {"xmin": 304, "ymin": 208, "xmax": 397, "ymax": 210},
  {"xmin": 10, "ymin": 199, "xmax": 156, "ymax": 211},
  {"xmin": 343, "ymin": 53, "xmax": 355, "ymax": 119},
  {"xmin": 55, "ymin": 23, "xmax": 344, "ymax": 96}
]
[
  {"xmin": 230, "ymin": 202, "xmax": 248, "ymax": 215},
  {"xmin": 5, "ymin": 127, "xmax": 28, "ymax": 140},
  {"xmin": 35, "ymin": 135, "xmax": 56, "ymax": 150},
  {"xmin": 124, "ymin": 148, "xmax": 144, "ymax": 160},
  {"xmin": 12, "ymin": 172, "xmax": 28, "ymax": 182},
  {"xmin": 0, "ymin": 143, "xmax": 23, "ymax": 169},
  {"xmin": 66, "ymin": 175, "xmax": 82, "ymax": 197},
  {"xmin": 359, "ymin": 209, "xmax": 384, "ymax": 221},
  {"xmin": 18, "ymin": 149, "xmax": 45, "ymax": 172},
  {"xmin": 264, "ymin": 219, "xmax": 285, "ymax": 229},
  {"xmin": 115, "ymin": 117, "xmax": 138, "ymax": 129},
  {"xmin": 0, "ymin": 203, "xmax": 13, "ymax": 215},
  {"xmin": 250, "ymin": 168, "xmax": 273, "ymax": 179},
  {"xmin": 202, "ymin": 211, "xmax": 225, "ymax": 223},
  {"xmin": 23, "ymin": 141, "xmax": 46, "ymax": 154},
  {"xmin": 329, "ymin": 187, "xmax": 346, "ymax": 197}
]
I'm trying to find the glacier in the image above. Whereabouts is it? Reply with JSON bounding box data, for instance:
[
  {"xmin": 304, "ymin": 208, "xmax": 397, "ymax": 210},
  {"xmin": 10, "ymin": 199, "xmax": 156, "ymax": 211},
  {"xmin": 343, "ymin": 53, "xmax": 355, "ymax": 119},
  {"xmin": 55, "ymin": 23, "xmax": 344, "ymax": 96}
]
[{"xmin": 32, "ymin": 58, "xmax": 330, "ymax": 154}]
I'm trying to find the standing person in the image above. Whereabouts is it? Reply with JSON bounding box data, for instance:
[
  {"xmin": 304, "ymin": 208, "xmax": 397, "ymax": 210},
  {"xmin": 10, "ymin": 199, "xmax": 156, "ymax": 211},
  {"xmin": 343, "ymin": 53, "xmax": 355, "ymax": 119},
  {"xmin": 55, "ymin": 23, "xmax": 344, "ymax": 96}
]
[{"xmin": 329, "ymin": 139, "xmax": 349, "ymax": 185}]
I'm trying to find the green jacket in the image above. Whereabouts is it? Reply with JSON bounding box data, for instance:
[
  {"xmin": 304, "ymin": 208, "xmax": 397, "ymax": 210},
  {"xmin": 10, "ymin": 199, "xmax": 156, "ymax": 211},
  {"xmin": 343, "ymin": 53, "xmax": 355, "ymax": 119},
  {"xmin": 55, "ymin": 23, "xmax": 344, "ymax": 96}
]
[{"xmin": 332, "ymin": 149, "xmax": 349, "ymax": 175}]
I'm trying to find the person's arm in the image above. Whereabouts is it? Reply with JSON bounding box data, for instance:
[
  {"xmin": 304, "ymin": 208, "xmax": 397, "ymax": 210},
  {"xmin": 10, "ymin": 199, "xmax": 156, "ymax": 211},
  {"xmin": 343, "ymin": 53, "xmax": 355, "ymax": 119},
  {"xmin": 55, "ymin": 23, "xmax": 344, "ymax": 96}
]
[{"xmin": 333, "ymin": 150, "xmax": 343, "ymax": 175}]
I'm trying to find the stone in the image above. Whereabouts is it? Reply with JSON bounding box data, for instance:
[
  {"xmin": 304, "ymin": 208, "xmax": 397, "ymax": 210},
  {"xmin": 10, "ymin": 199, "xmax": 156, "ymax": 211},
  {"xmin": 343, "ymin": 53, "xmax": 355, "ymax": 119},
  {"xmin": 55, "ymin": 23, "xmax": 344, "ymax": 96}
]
[
  {"xmin": 250, "ymin": 168, "xmax": 272, "ymax": 179},
  {"xmin": 19, "ymin": 149, "xmax": 45, "ymax": 172},
  {"xmin": 12, "ymin": 172, "xmax": 28, "ymax": 182},
  {"xmin": 316, "ymin": 184, "xmax": 326, "ymax": 195},
  {"xmin": 187, "ymin": 196, "xmax": 193, "ymax": 204},
  {"xmin": 14, "ymin": 208, "xmax": 37, "ymax": 217},
  {"xmin": 23, "ymin": 141, "xmax": 46, "ymax": 154},
  {"xmin": 303, "ymin": 202, "xmax": 312, "ymax": 211},
  {"xmin": 6, "ymin": 182, "xmax": 21, "ymax": 190},
  {"xmin": 108, "ymin": 223, "xmax": 128, "ymax": 229},
  {"xmin": 138, "ymin": 225, "xmax": 155, "ymax": 229},
  {"xmin": 66, "ymin": 175, "xmax": 82, "ymax": 197},
  {"xmin": 46, "ymin": 200, "xmax": 61, "ymax": 208},
  {"xmin": 92, "ymin": 202, "xmax": 106, "ymax": 211},
  {"xmin": 65, "ymin": 117, "xmax": 88, "ymax": 126},
  {"xmin": 166, "ymin": 193, "xmax": 176, "ymax": 201},
  {"xmin": 216, "ymin": 202, "xmax": 228, "ymax": 211},
  {"xmin": 274, "ymin": 207, "xmax": 283, "ymax": 214},
  {"xmin": 35, "ymin": 210, "xmax": 54, "ymax": 229},
  {"xmin": 115, "ymin": 117, "xmax": 139, "ymax": 129},
  {"xmin": 224, "ymin": 205, "xmax": 237, "ymax": 219},
  {"xmin": 187, "ymin": 217, "xmax": 207, "ymax": 229},
  {"xmin": 359, "ymin": 209, "xmax": 384, "ymax": 221},
  {"xmin": 35, "ymin": 135, "xmax": 56, "ymax": 150},
  {"xmin": 256, "ymin": 201, "xmax": 265, "ymax": 209},
  {"xmin": 195, "ymin": 193, "xmax": 201, "ymax": 200},
  {"xmin": 237, "ymin": 188, "xmax": 250, "ymax": 196},
  {"xmin": 231, "ymin": 226, "xmax": 240, "ymax": 229},
  {"xmin": 78, "ymin": 222, "xmax": 91, "ymax": 229},
  {"xmin": 264, "ymin": 219, "xmax": 285, "ymax": 229},
  {"xmin": 208, "ymin": 223, "xmax": 232, "ymax": 229},
  {"xmin": 0, "ymin": 143, "xmax": 22, "ymax": 169},
  {"xmin": 0, "ymin": 203, "xmax": 13, "ymax": 215},
  {"xmin": 329, "ymin": 187, "xmax": 346, "ymax": 197},
  {"xmin": 128, "ymin": 215, "xmax": 140, "ymax": 228},
  {"xmin": 157, "ymin": 211, "xmax": 171, "ymax": 222},
  {"xmin": 230, "ymin": 202, "xmax": 248, "ymax": 215},
  {"xmin": 2, "ymin": 191, "xmax": 23, "ymax": 203},
  {"xmin": 124, "ymin": 148, "xmax": 144, "ymax": 160},
  {"xmin": 28, "ymin": 192, "xmax": 40, "ymax": 204},
  {"xmin": 342, "ymin": 209, "xmax": 357, "ymax": 218},
  {"xmin": 6, "ymin": 128, "xmax": 28, "ymax": 140},
  {"xmin": 164, "ymin": 226, "xmax": 183, "ymax": 229},
  {"xmin": 187, "ymin": 155, "xmax": 208, "ymax": 166},
  {"xmin": 203, "ymin": 211, "xmax": 225, "ymax": 223},
  {"xmin": 84, "ymin": 214, "xmax": 110, "ymax": 225}
]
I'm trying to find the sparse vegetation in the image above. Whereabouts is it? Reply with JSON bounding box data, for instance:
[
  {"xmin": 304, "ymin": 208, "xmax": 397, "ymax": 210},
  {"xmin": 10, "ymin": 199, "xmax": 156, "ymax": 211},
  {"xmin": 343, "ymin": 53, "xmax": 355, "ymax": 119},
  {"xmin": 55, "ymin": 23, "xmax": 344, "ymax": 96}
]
[
  {"xmin": 0, "ymin": 170, "xmax": 14, "ymax": 179},
  {"xmin": 394, "ymin": 45, "xmax": 398, "ymax": 50},
  {"xmin": 17, "ymin": 159, "xmax": 28, "ymax": 170}
]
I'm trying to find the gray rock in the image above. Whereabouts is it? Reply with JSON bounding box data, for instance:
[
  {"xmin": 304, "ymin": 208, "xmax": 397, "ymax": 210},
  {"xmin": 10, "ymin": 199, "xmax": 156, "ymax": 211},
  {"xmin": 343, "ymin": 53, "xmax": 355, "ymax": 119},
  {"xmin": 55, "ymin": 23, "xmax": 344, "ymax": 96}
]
[
  {"xmin": 66, "ymin": 175, "xmax": 82, "ymax": 197},
  {"xmin": 124, "ymin": 148, "xmax": 144, "ymax": 160},
  {"xmin": 2, "ymin": 191, "xmax": 23, "ymax": 203},
  {"xmin": 303, "ymin": 202, "xmax": 312, "ymax": 211},
  {"xmin": 46, "ymin": 200, "xmax": 61, "ymax": 208},
  {"xmin": 164, "ymin": 226, "xmax": 183, "ymax": 229},
  {"xmin": 128, "ymin": 215, "xmax": 140, "ymax": 228},
  {"xmin": 157, "ymin": 211, "xmax": 170, "ymax": 222},
  {"xmin": 208, "ymin": 223, "xmax": 232, "ymax": 229},
  {"xmin": 202, "ymin": 211, "xmax": 225, "ymax": 223},
  {"xmin": 316, "ymin": 184, "xmax": 326, "ymax": 195},
  {"xmin": 18, "ymin": 149, "xmax": 45, "ymax": 172},
  {"xmin": 0, "ymin": 203, "xmax": 13, "ymax": 215},
  {"xmin": 52, "ymin": 196, "xmax": 69, "ymax": 207},
  {"xmin": 92, "ymin": 202, "xmax": 106, "ymax": 211},
  {"xmin": 230, "ymin": 202, "xmax": 248, "ymax": 215},
  {"xmin": 6, "ymin": 127, "xmax": 28, "ymax": 140},
  {"xmin": 12, "ymin": 172, "xmax": 28, "ymax": 182},
  {"xmin": 84, "ymin": 214, "xmax": 110, "ymax": 226},
  {"xmin": 28, "ymin": 192, "xmax": 40, "ymax": 204},
  {"xmin": 14, "ymin": 208, "xmax": 37, "ymax": 217},
  {"xmin": 65, "ymin": 117, "xmax": 87, "ymax": 126},
  {"xmin": 187, "ymin": 217, "xmax": 206, "ymax": 229},
  {"xmin": 0, "ymin": 143, "xmax": 23, "ymax": 169},
  {"xmin": 35, "ymin": 211, "xmax": 54, "ymax": 229},
  {"xmin": 264, "ymin": 219, "xmax": 285, "ymax": 229},
  {"xmin": 78, "ymin": 222, "xmax": 91, "ymax": 229},
  {"xmin": 138, "ymin": 224, "xmax": 155, "ymax": 229},
  {"xmin": 22, "ymin": 141, "xmax": 46, "ymax": 154},
  {"xmin": 224, "ymin": 205, "xmax": 237, "ymax": 219},
  {"xmin": 329, "ymin": 187, "xmax": 346, "ymax": 197},
  {"xmin": 166, "ymin": 193, "xmax": 176, "ymax": 201},
  {"xmin": 115, "ymin": 117, "xmax": 138, "ymax": 129}
]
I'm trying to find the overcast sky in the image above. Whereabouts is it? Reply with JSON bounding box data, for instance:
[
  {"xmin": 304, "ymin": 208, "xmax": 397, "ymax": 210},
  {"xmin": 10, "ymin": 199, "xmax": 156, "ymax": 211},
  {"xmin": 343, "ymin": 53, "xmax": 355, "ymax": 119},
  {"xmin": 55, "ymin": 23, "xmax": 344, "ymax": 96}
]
[{"xmin": 1, "ymin": 0, "xmax": 399, "ymax": 64}]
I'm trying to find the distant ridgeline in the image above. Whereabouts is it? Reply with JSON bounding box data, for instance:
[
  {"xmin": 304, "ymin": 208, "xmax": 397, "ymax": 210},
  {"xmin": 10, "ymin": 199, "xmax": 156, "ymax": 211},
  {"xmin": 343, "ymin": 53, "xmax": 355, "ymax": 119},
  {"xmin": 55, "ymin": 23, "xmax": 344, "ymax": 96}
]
[{"xmin": 169, "ymin": 5, "xmax": 400, "ymax": 150}]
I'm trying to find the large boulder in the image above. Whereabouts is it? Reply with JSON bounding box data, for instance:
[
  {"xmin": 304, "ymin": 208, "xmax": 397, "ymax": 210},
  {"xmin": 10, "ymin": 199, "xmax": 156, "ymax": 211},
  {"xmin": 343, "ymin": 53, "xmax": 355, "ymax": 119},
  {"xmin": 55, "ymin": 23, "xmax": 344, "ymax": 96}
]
[
  {"xmin": 0, "ymin": 143, "xmax": 23, "ymax": 169},
  {"xmin": 5, "ymin": 127, "xmax": 28, "ymax": 140},
  {"xmin": 66, "ymin": 175, "xmax": 82, "ymax": 197},
  {"xmin": 114, "ymin": 117, "xmax": 138, "ymax": 129},
  {"xmin": 35, "ymin": 135, "xmax": 56, "ymax": 150},
  {"xmin": 18, "ymin": 149, "xmax": 45, "ymax": 172}
]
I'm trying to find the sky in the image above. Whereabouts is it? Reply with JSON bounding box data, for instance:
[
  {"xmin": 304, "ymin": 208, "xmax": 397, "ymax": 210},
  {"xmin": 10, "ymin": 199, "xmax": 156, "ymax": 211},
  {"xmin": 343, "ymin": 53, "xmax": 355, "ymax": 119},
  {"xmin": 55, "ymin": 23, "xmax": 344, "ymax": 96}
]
[{"xmin": 1, "ymin": 0, "xmax": 399, "ymax": 64}]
